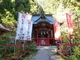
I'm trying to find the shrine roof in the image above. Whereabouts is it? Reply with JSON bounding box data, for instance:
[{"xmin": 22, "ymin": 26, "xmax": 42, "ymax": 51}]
[
  {"xmin": 0, "ymin": 24, "xmax": 11, "ymax": 32},
  {"xmin": 31, "ymin": 13, "xmax": 56, "ymax": 24}
]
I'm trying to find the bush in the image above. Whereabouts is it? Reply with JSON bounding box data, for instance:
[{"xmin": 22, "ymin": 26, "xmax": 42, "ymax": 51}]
[
  {"xmin": 68, "ymin": 55, "xmax": 78, "ymax": 60},
  {"xmin": 0, "ymin": 33, "xmax": 12, "ymax": 58},
  {"xmin": 30, "ymin": 41, "xmax": 37, "ymax": 51},
  {"xmin": 0, "ymin": 35, "xmax": 9, "ymax": 58}
]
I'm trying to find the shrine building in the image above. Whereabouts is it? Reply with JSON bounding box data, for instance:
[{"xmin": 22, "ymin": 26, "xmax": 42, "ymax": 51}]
[
  {"xmin": 0, "ymin": 24, "xmax": 11, "ymax": 36},
  {"xmin": 31, "ymin": 13, "xmax": 56, "ymax": 46}
]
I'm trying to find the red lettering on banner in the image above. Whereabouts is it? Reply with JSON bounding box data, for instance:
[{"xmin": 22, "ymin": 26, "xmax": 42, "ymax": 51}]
[
  {"xmin": 66, "ymin": 13, "xmax": 73, "ymax": 29},
  {"xmin": 66, "ymin": 13, "xmax": 73, "ymax": 39},
  {"xmin": 28, "ymin": 22, "xmax": 31, "ymax": 24},
  {"xmin": 69, "ymin": 34, "xmax": 72, "ymax": 39},
  {"xmin": 27, "ymin": 38, "xmax": 31, "ymax": 40},
  {"xmin": 21, "ymin": 14, "xmax": 26, "ymax": 18},
  {"xmin": 54, "ymin": 22, "xmax": 61, "ymax": 40}
]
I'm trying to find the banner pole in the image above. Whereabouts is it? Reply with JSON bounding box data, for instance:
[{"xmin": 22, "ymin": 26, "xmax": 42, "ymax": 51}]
[
  {"xmin": 66, "ymin": 13, "xmax": 73, "ymax": 55},
  {"xmin": 15, "ymin": 39, "xmax": 16, "ymax": 44},
  {"xmin": 14, "ymin": 39, "xmax": 16, "ymax": 55}
]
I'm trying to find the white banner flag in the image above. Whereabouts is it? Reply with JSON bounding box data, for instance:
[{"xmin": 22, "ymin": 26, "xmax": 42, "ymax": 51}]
[
  {"xmin": 15, "ymin": 12, "xmax": 33, "ymax": 40},
  {"xmin": 26, "ymin": 21, "xmax": 33, "ymax": 40}
]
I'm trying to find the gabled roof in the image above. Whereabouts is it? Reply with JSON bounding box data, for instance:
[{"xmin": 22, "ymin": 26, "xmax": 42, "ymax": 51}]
[
  {"xmin": 31, "ymin": 13, "xmax": 55, "ymax": 24},
  {"xmin": 0, "ymin": 24, "xmax": 11, "ymax": 32}
]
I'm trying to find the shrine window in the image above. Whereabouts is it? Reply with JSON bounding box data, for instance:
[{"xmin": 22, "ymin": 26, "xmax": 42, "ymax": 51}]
[{"xmin": 38, "ymin": 31, "xmax": 48, "ymax": 39}]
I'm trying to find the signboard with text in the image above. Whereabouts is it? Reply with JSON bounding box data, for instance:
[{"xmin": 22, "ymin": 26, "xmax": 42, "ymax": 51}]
[
  {"xmin": 15, "ymin": 12, "xmax": 33, "ymax": 40},
  {"xmin": 54, "ymin": 22, "xmax": 61, "ymax": 40},
  {"xmin": 66, "ymin": 13, "xmax": 73, "ymax": 39}
]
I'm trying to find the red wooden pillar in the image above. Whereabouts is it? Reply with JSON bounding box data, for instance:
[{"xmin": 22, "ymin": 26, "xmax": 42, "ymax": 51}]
[
  {"xmin": 4, "ymin": 46, "xmax": 6, "ymax": 58},
  {"xmin": 37, "ymin": 30, "xmax": 38, "ymax": 45},
  {"xmin": 48, "ymin": 31, "xmax": 50, "ymax": 45},
  {"xmin": 66, "ymin": 44, "xmax": 68, "ymax": 56},
  {"xmin": 0, "ymin": 34, "xmax": 3, "ymax": 36}
]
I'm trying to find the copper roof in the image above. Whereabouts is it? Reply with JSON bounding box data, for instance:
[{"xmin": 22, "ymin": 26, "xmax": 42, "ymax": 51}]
[
  {"xmin": 0, "ymin": 24, "xmax": 11, "ymax": 32},
  {"xmin": 31, "ymin": 13, "xmax": 55, "ymax": 24}
]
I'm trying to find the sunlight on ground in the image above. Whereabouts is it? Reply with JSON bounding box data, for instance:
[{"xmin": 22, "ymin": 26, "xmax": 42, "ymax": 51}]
[
  {"xmin": 37, "ymin": 46, "xmax": 57, "ymax": 53},
  {"xmin": 43, "ymin": 47, "xmax": 49, "ymax": 49}
]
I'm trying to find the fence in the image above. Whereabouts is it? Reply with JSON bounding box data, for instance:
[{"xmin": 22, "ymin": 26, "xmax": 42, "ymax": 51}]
[
  {"xmin": 56, "ymin": 43, "xmax": 78, "ymax": 57},
  {"xmin": 4, "ymin": 43, "xmax": 31, "ymax": 60}
]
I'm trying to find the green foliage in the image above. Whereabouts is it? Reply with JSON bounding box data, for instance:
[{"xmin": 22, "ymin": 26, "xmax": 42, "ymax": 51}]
[
  {"xmin": 15, "ymin": 0, "xmax": 31, "ymax": 13},
  {"xmin": 72, "ymin": 45, "xmax": 80, "ymax": 59},
  {"xmin": 68, "ymin": 55, "xmax": 78, "ymax": 60},
  {"xmin": 0, "ymin": 33, "xmax": 10, "ymax": 58},
  {"xmin": 62, "ymin": 28, "xmax": 80, "ymax": 60},
  {"xmin": 7, "ymin": 46, "xmax": 14, "ymax": 54},
  {"xmin": 37, "ymin": 0, "xmax": 80, "ymax": 22},
  {"xmin": 30, "ymin": 41, "xmax": 37, "ymax": 51},
  {"xmin": 0, "ymin": 0, "xmax": 37, "ymax": 29},
  {"xmin": 0, "ymin": 0, "xmax": 80, "ymax": 30},
  {"xmin": 61, "ymin": 31, "xmax": 70, "ymax": 43},
  {"xmin": 1, "ymin": 10, "xmax": 17, "ymax": 29},
  {"xmin": 15, "ymin": 0, "xmax": 37, "ymax": 14},
  {"xmin": 0, "ymin": 0, "xmax": 17, "ymax": 30},
  {"xmin": 30, "ymin": 0, "xmax": 37, "ymax": 13},
  {"xmin": 17, "ymin": 4, "xmax": 25, "ymax": 13},
  {"xmin": 72, "ymin": 28, "xmax": 80, "ymax": 44},
  {"xmin": 0, "ymin": 54, "xmax": 3, "ymax": 58},
  {"xmin": 0, "ymin": 31, "xmax": 17, "ymax": 58},
  {"xmin": 37, "ymin": 0, "xmax": 56, "ymax": 14},
  {"xmin": 0, "ymin": 58, "xmax": 5, "ymax": 60},
  {"xmin": 4, "ymin": 41, "xmax": 37, "ymax": 59},
  {"xmin": 0, "ymin": 0, "xmax": 80, "ymax": 60}
]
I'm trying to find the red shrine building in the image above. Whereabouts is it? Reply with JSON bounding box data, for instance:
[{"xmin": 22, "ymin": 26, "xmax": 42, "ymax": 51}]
[{"xmin": 31, "ymin": 13, "xmax": 56, "ymax": 46}]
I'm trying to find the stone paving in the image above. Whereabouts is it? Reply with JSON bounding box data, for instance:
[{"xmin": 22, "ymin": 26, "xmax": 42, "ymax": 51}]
[{"xmin": 23, "ymin": 46, "xmax": 64, "ymax": 60}]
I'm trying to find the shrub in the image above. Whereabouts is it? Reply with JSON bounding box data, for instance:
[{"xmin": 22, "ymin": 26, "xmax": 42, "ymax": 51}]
[{"xmin": 68, "ymin": 55, "xmax": 78, "ymax": 60}]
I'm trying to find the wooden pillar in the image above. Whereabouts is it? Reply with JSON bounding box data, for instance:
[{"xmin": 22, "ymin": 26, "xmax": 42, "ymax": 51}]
[
  {"xmin": 66, "ymin": 44, "xmax": 68, "ymax": 56},
  {"xmin": 37, "ymin": 30, "xmax": 38, "ymax": 45},
  {"xmin": 48, "ymin": 31, "xmax": 50, "ymax": 45},
  {"xmin": 4, "ymin": 46, "xmax": 6, "ymax": 58}
]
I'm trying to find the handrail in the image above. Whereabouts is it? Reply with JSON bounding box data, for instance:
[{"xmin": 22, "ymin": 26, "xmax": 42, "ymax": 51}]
[
  {"xmin": 4, "ymin": 43, "xmax": 31, "ymax": 60},
  {"xmin": 56, "ymin": 43, "xmax": 78, "ymax": 57}
]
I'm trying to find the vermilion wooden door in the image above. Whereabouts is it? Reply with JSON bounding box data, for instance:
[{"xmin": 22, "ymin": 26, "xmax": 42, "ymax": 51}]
[
  {"xmin": 37, "ymin": 30, "xmax": 50, "ymax": 46},
  {"xmin": 37, "ymin": 39, "xmax": 50, "ymax": 45}
]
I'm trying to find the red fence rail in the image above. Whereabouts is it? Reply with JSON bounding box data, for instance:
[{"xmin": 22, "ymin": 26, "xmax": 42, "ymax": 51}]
[
  {"xmin": 4, "ymin": 43, "xmax": 31, "ymax": 60},
  {"xmin": 56, "ymin": 43, "xmax": 78, "ymax": 57}
]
